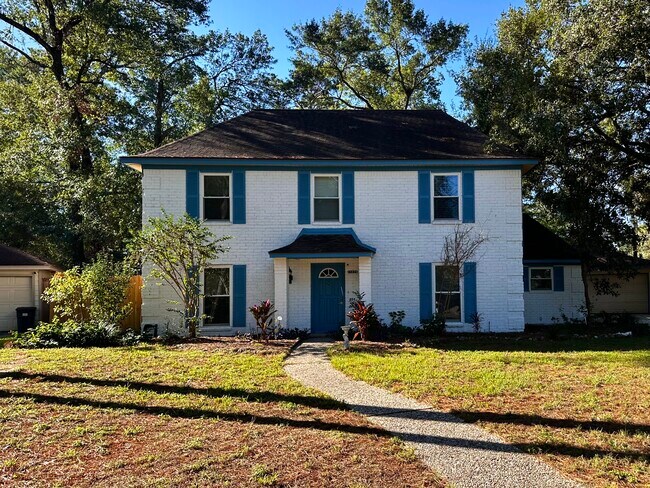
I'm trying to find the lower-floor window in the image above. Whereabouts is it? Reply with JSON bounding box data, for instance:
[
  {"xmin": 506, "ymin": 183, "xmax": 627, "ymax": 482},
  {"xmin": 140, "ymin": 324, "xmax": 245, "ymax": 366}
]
[
  {"xmin": 529, "ymin": 267, "xmax": 553, "ymax": 291},
  {"xmin": 435, "ymin": 265, "xmax": 461, "ymax": 321},
  {"xmin": 204, "ymin": 267, "xmax": 230, "ymax": 326}
]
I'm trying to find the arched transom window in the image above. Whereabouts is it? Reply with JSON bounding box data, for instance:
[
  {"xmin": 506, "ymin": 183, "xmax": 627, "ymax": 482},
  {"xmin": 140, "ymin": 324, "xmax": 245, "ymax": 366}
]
[{"xmin": 318, "ymin": 268, "xmax": 339, "ymax": 279}]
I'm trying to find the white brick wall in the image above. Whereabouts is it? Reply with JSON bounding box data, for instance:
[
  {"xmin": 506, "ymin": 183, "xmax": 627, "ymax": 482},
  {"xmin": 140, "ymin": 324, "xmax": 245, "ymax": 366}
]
[
  {"xmin": 524, "ymin": 265, "xmax": 584, "ymax": 324},
  {"xmin": 140, "ymin": 167, "xmax": 525, "ymax": 334}
]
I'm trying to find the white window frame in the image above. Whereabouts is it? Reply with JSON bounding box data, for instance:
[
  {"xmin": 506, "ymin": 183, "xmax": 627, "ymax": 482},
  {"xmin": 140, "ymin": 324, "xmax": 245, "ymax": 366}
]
[
  {"xmin": 200, "ymin": 173, "xmax": 232, "ymax": 223},
  {"xmin": 202, "ymin": 265, "xmax": 232, "ymax": 327},
  {"xmin": 311, "ymin": 173, "xmax": 342, "ymax": 225},
  {"xmin": 529, "ymin": 267, "xmax": 554, "ymax": 292},
  {"xmin": 433, "ymin": 263, "xmax": 463, "ymax": 324},
  {"xmin": 431, "ymin": 172, "xmax": 462, "ymax": 223}
]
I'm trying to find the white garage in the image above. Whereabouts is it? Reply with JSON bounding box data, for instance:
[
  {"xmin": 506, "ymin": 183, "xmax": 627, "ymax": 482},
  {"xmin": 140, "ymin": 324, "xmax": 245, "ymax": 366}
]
[{"xmin": 0, "ymin": 245, "xmax": 59, "ymax": 333}]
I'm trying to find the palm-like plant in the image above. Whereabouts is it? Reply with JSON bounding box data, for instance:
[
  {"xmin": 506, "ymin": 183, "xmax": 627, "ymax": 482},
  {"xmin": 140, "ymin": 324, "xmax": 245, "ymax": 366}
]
[
  {"xmin": 249, "ymin": 299, "xmax": 277, "ymax": 342},
  {"xmin": 347, "ymin": 295, "xmax": 375, "ymax": 341}
]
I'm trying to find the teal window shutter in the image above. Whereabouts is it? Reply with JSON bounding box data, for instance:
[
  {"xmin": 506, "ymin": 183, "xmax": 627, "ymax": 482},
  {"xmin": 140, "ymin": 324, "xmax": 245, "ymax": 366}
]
[
  {"xmin": 186, "ymin": 169, "xmax": 199, "ymax": 218},
  {"xmin": 232, "ymin": 265, "xmax": 247, "ymax": 327},
  {"xmin": 523, "ymin": 266, "xmax": 530, "ymax": 292},
  {"xmin": 419, "ymin": 263, "xmax": 433, "ymax": 321},
  {"xmin": 232, "ymin": 170, "xmax": 246, "ymax": 224},
  {"xmin": 342, "ymin": 171, "xmax": 355, "ymax": 224},
  {"xmin": 462, "ymin": 169, "xmax": 475, "ymax": 223},
  {"xmin": 418, "ymin": 171, "xmax": 431, "ymax": 224},
  {"xmin": 298, "ymin": 171, "xmax": 310, "ymax": 224},
  {"xmin": 553, "ymin": 266, "xmax": 564, "ymax": 291},
  {"xmin": 463, "ymin": 262, "xmax": 477, "ymax": 323}
]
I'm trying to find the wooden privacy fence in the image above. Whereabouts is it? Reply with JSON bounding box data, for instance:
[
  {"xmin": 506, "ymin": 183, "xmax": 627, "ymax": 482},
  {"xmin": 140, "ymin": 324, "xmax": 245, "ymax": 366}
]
[{"xmin": 48, "ymin": 275, "xmax": 143, "ymax": 332}]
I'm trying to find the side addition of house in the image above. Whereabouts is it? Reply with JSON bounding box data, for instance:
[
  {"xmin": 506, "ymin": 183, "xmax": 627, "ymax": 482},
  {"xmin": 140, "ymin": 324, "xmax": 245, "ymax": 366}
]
[{"xmin": 121, "ymin": 110, "xmax": 537, "ymax": 335}]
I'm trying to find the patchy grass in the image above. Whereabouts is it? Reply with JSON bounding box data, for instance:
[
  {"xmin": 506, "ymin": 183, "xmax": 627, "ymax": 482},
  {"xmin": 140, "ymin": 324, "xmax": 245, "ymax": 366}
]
[
  {"xmin": 0, "ymin": 338, "xmax": 443, "ymax": 487},
  {"xmin": 329, "ymin": 337, "xmax": 650, "ymax": 488}
]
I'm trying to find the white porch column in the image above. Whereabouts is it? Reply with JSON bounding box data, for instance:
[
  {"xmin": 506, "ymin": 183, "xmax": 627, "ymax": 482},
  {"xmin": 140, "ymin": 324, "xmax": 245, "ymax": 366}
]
[
  {"xmin": 273, "ymin": 258, "xmax": 289, "ymax": 325},
  {"xmin": 358, "ymin": 256, "xmax": 372, "ymax": 303}
]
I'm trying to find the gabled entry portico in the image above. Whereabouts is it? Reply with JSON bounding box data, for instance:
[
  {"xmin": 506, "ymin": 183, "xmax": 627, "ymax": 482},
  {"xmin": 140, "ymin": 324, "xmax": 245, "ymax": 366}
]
[{"xmin": 269, "ymin": 229, "xmax": 375, "ymax": 333}]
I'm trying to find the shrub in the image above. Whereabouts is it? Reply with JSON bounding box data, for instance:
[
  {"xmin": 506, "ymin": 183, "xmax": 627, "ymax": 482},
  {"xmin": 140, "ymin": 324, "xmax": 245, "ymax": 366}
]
[
  {"xmin": 249, "ymin": 299, "xmax": 277, "ymax": 342},
  {"xmin": 43, "ymin": 254, "xmax": 133, "ymax": 324},
  {"xmin": 347, "ymin": 292, "xmax": 377, "ymax": 341},
  {"xmin": 12, "ymin": 319, "xmax": 140, "ymax": 348},
  {"xmin": 419, "ymin": 313, "xmax": 446, "ymax": 337},
  {"xmin": 469, "ymin": 312, "xmax": 483, "ymax": 333}
]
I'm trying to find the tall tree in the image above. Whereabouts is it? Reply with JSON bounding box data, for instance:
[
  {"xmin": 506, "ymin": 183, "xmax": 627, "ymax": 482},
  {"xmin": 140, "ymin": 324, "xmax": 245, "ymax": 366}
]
[
  {"xmin": 123, "ymin": 29, "xmax": 281, "ymax": 154},
  {"xmin": 285, "ymin": 0, "xmax": 467, "ymax": 109},
  {"xmin": 459, "ymin": 0, "xmax": 649, "ymax": 321},
  {"xmin": 0, "ymin": 0, "xmax": 209, "ymax": 264}
]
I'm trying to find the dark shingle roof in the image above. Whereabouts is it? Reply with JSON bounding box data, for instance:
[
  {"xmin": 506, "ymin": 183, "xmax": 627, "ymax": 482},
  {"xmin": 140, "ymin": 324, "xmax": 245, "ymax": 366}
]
[
  {"xmin": 523, "ymin": 215, "xmax": 581, "ymax": 262},
  {"xmin": 130, "ymin": 110, "xmax": 526, "ymax": 161},
  {"xmin": 269, "ymin": 230, "xmax": 376, "ymax": 257},
  {"xmin": 0, "ymin": 244, "xmax": 56, "ymax": 267}
]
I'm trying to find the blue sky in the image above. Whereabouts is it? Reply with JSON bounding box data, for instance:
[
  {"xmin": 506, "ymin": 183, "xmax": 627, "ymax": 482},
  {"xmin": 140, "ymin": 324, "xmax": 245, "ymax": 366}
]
[{"xmin": 208, "ymin": 0, "xmax": 525, "ymax": 112}]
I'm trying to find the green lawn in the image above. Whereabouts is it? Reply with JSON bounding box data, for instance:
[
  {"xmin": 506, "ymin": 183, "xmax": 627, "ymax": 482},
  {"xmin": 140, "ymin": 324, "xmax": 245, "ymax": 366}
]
[
  {"xmin": 0, "ymin": 339, "xmax": 443, "ymax": 487},
  {"xmin": 329, "ymin": 337, "xmax": 650, "ymax": 488}
]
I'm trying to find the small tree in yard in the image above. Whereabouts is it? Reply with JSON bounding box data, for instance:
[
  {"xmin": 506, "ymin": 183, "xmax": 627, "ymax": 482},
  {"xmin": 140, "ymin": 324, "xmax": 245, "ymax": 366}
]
[
  {"xmin": 437, "ymin": 224, "xmax": 488, "ymax": 327},
  {"xmin": 129, "ymin": 213, "xmax": 230, "ymax": 338}
]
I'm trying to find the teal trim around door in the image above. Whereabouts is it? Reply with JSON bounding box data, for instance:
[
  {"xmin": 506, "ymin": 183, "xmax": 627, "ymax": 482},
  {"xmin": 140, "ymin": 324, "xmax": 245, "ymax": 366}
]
[{"xmin": 311, "ymin": 263, "xmax": 346, "ymax": 334}]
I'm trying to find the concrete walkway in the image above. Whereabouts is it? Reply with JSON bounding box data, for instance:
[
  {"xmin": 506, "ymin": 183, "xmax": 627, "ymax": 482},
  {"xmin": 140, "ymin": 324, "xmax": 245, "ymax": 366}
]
[{"xmin": 284, "ymin": 340, "xmax": 582, "ymax": 488}]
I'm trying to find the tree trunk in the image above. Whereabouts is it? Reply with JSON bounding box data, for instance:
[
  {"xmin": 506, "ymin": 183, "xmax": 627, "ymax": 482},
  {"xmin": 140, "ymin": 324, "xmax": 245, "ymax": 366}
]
[{"xmin": 580, "ymin": 261, "xmax": 593, "ymax": 326}]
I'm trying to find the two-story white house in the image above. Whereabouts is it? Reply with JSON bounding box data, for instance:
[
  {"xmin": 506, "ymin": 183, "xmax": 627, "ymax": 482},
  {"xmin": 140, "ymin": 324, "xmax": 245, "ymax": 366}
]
[{"xmin": 121, "ymin": 110, "xmax": 537, "ymax": 335}]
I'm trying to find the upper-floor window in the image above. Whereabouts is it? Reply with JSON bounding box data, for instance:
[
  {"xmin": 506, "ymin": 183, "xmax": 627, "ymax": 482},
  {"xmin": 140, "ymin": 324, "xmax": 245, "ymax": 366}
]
[
  {"xmin": 202, "ymin": 174, "xmax": 230, "ymax": 221},
  {"xmin": 434, "ymin": 264, "xmax": 461, "ymax": 322},
  {"xmin": 529, "ymin": 267, "xmax": 553, "ymax": 291},
  {"xmin": 432, "ymin": 174, "xmax": 460, "ymax": 221},
  {"xmin": 313, "ymin": 174, "xmax": 341, "ymax": 223}
]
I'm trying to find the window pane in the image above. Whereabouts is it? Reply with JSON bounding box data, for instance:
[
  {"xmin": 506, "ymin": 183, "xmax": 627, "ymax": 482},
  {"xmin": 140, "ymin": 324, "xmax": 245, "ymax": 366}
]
[
  {"xmin": 434, "ymin": 197, "xmax": 459, "ymax": 220},
  {"xmin": 314, "ymin": 176, "xmax": 339, "ymax": 197},
  {"xmin": 530, "ymin": 268, "xmax": 552, "ymax": 279},
  {"xmin": 204, "ymin": 197, "xmax": 230, "ymax": 220},
  {"xmin": 434, "ymin": 175, "xmax": 458, "ymax": 196},
  {"xmin": 436, "ymin": 266, "xmax": 459, "ymax": 292},
  {"xmin": 204, "ymin": 296, "xmax": 230, "ymax": 325},
  {"xmin": 531, "ymin": 279, "xmax": 553, "ymax": 291},
  {"xmin": 205, "ymin": 268, "xmax": 229, "ymax": 296},
  {"xmin": 435, "ymin": 293, "xmax": 461, "ymax": 321},
  {"xmin": 314, "ymin": 199, "xmax": 339, "ymax": 221},
  {"xmin": 204, "ymin": 176, "xmax": 229, "ymax": 197}
]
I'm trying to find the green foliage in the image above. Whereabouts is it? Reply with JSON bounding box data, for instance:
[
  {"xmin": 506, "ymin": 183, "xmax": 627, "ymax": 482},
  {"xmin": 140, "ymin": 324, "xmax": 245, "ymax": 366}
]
[
  {"xmin": 419, "ymin": 313, "xmax": 446, "ymax": 337},
  {"xmin": 42, "ymin": 255, "xmax": 133, "ymax": 324},
  {"xmin": 12, "ymin": 319, "xmax": 140, "ymax": 348},
  {"xmin": 0, "ymin": 1, "xmax": 280, "ymax": 266},
  {"xmin": 285, "ymin": 0, "xmax": 467, "ymax": 109},
  {"xmin": 459, "ymin": 0, "xmax": 649, "ymax": 321},
  {"xmin": 128, "ymin": 212, "xmax": 230, "ymax": 338}
]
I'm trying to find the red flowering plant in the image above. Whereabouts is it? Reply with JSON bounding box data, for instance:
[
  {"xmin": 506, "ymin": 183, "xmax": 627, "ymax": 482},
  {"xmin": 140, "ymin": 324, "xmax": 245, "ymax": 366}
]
[
  {"xmin": 249, "ymin": 299, "xmax": 277, "ymax": 342},
  {"xmin": 347, "ymin": 292, "xmax": 376, "ymax": 341}
]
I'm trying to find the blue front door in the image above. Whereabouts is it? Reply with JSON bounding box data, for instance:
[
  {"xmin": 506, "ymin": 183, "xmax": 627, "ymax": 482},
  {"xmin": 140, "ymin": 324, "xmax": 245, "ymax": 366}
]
[{"xmin": 311, "ymin": 263, "xmax": 346, "ymax": 334}]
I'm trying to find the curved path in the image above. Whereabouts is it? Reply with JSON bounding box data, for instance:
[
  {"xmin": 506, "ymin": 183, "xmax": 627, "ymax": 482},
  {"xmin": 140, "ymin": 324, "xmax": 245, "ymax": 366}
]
[{"xmin": 284, "ymin": 339, "xmax": 582, "ymax": 488}]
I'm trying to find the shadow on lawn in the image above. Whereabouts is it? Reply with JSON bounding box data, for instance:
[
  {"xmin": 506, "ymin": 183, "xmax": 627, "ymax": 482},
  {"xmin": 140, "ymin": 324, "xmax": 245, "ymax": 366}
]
[
  {"xmin": 1, "ymin": 379, "xmax": 648, "ymax": 461},
  {"xmin": 350, "ymin": 335, "xmax": 650, "ymax": 354},
  {"xmin": 0, "ymin": 371, "xmax": 341, "ymax": 410},
  {"xmin": 450, "ymin": 409, "xmax": 650, "ymax": 436}
]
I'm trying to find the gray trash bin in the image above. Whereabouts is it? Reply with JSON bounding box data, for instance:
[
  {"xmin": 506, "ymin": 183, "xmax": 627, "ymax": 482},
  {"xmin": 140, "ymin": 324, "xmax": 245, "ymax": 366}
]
[{"xmin": 16, "ymin": 307, "xmax": 37, "ymax": 333}]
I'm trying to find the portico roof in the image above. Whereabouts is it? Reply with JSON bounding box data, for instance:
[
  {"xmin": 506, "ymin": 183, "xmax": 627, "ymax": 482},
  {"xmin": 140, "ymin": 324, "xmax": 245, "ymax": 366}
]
[{"xmin": 268, "ymin": 229, "xmax": 376, "ymax": 259}]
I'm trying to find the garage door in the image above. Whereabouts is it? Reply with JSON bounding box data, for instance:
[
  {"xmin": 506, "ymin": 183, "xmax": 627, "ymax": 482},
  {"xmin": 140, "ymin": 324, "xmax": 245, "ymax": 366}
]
[
  {"xmin": 0, "ymin": 276, "xmax": 33, "ymax": 332},
  {"xmin": 590, "ymin": 273, "xmax": 650, "ymax": 314}
]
